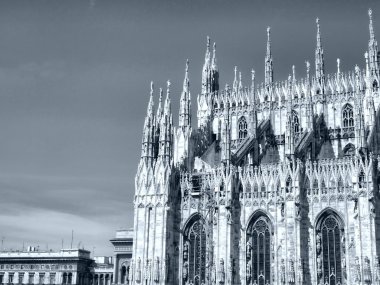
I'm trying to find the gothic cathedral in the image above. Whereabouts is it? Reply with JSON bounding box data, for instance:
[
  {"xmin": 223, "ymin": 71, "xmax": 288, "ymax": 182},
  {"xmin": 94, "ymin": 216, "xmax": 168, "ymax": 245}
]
[{"xmin": 131, "ymin": 10, "xmax": 380, "ymax": 285}]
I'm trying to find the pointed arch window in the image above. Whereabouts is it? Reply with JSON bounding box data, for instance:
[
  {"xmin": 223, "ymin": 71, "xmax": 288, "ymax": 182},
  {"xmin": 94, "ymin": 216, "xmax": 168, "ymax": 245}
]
[
  {"xmin": 238, "ymin": 116, "xmax": 248, "ymax": 139},
  {"xmin": 183, "ymin": 217, "xmax": 207, "ymax": 285},
  {"xmin": 342, "ymin": 104, "xmax": 354, "ymax": 128},
  {"xmin": 246, "ymin": 215, "xmax": 272, "ymax": 285},
  {"xmin": 315, "ymin": 212, "xmax": 345, "ymax": 285},
  {"xmin": 292, "ymin": 111, "xmax": 300, "ymax": 134}
]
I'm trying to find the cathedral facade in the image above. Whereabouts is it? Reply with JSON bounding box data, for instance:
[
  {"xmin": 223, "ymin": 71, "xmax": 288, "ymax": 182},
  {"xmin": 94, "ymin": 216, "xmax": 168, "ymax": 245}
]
[{"xmin": 131, "ymin": 10, "xmax": 380, "ymax": 285}]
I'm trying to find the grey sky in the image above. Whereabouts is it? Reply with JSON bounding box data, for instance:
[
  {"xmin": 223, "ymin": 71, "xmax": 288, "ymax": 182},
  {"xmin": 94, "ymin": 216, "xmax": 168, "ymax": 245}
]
[{"xmin": 0, "ymin": 0, "xmax": 378, "ymax": 256}]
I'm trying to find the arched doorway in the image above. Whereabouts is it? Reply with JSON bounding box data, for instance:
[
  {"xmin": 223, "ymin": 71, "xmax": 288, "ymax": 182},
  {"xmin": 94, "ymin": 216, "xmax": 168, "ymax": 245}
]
[
  {"xmin": 246, "ymin": 213, "xmax": 273, "ymax": 285},
  {"xmin": 182, "ymin": 215, "xmax": 207, "ymax": 285},
  {"xmin": 315, "ymin": 210, "xmax": 345, "ymax": 285}
]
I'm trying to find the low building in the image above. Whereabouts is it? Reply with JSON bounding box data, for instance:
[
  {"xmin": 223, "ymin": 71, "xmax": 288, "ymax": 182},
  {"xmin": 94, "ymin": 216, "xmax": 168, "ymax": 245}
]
[
  {"xmin": 109, "ymin": 230, "xmax": 133, "ymax": 284},
  {"xmin": 92, "ymin": 257, "xmax": 113, "ymax": 285},
  {"xmin": 0, "ymin": 248, "xmax": 93, "ymax": 285}
]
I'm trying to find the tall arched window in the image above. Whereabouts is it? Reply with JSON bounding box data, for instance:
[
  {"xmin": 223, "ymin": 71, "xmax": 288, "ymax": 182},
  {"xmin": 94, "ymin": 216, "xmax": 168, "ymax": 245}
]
[
  {"xmin": 292, "ymin": 111, "xmax": 300, "ymax": 133},
  {"xmin": 238, "ymin": 116, "xmax": 248, "ymax": 139},
  {"xmin": 342, "ymin": 104, "xmax": 354, "ymax": 128},
  {"xmin": 315, "ymin": 211, "xmax": 345, "ymax": 285},
  {"xmin": 183, "ymin": 217, "xmax": 207, "ymax": 285},
  {"xmin": 246, "ymin": 214, "xmax": 273, "ymax": 285}
]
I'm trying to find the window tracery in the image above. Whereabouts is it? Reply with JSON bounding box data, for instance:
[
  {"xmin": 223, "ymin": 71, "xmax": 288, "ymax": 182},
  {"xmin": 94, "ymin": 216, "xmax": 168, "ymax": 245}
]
[
  {"xmin": 342, "ymin": 104, "xmax": 354, "ymax": 128},
  {"xmin": 292, "ymin": 111, "xmax": 300, "ymax": 134},
  {"xmin": 316, "ymin": 212, "xmax": 345, "ymax": 285},
  {"xmin": 238, "ymin": 116, "xmax": 248, "ymax": 139},
  {"xmin": 246, "ymin": 215, "xmax": 272, "ymax": 285},
  {"xmin": 183, "ymin": 218, "xmax": 206, "ymax": 285}
]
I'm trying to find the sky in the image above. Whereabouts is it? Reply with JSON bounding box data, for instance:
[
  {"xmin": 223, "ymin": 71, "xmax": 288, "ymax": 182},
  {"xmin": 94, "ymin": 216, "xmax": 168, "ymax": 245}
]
[{"xmin": 0, "ymin": 0, "xmax": 378, "ymax": 256}]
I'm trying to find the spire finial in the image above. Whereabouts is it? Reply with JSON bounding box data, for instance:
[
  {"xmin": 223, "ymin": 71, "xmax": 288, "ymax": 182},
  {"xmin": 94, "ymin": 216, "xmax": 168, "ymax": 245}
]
[
  {"xmin": 266, "ymin": 26, "xmax": 271, "ymax": 54},
  {"xmin": 166, "ymin": 80, "xmax": 171, "ymax": 96},
  {"xmin": 292, "ymin": 65, "xmax": 296, "ymax": 82},
  {"xmin": 369, "ymin": 9, "xmax": 375, "ymax": 41},
  {"xmin": 316, "ymin": 18, "xmax": 321, "ymax": 47},
  {"xmin": 207, "ymin": 36, "xmax": 210, "ymax": 51},
  {"xmin": 147, "ymin": 81, "xmax": 154, "ymax": 116},
  {"xmin": 306, "ymin": 61, "xmax": 310, "ymax": 79},
  {"xmin": 211, "ymin": 42, "xmax": 218, "ymax": 70},
  {"xmin": 234, "ymin": 66, "xmax": 237, "ymax": 81},
  {"xmin": 150, "ymin": 81, "xmax": 154, "ymax": 97},
  {"xmin": 183, "ymin": 59, "xmax": 190, "ymax": 90},
  {"xmin": 251, "ymin": 69, "xmax": 255, "ymax": 84},
  {"xmin": 337, "ymin": 58, "xmax": 340, "ymax": 74}
]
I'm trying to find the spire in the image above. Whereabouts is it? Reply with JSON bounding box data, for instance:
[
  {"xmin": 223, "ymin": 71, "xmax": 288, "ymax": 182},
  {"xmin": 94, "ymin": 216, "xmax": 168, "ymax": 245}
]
[
  {"xmin": 179, "ymin": 60, "xmax": 191, "ymax": 128},
  {"xmin": 201, "ymin": 36, "xmax": 218, "ymax": 94},
  {"xmin": 238, "ymin": 71, "xmax": 243, "ymax": 92},
  {"xmin": 368, "ymin": 9, "xmax": 379, "ymax": 76},
  {"xmin": 369, "ymin": 9, "xmax": 375, "ymax": 43},
  {"xmin": 306, "ymin": 61, "xmax": 311, "ymax": 83},
  {"xmin": 141, "ymin": 82, "xmax": 156, "ymax": 163},
  {"xmin": 201, "ymin": 36, "xmax": 211, "ymax": 94},
  {"xmin": 315, "ymin": 18, "xmax": 325, "ymax": 85},
  {"xmin": 337, "ymin": 58, "xmax": 340, "ymax": 75},
  {"xmin": 147, "ymin": 81, "xmax": 154, "ymax": 116},
  {"xmin": 164, "ymin": 80, "xmax": 171, "ymax": 116},
  {"xmin": 265, "ymin": 26, "xmax": 273, "ymax": 88},
  {"xmin": 206, "ymin": 36, "xmax": 211, "ymax": 62},
  {"xmin": 292, "ymin": 65, "xmax": 296, "ymax": 84},
  {"xmin": 251, "ymin": 69, "xmax": 256, "ymax": 99},
  {"xmin": 211, "ymin": 42, "xmax": 218, "ymax": 71},
  {"xmin": 158, "ymin": 80, "xmax": 173, "ymax": 164},
  {"xmin": 156, "ymin": 87, "xmax": 163, "ymax": 123},
  {"xmin": 233, "ymin": 66, "xmax": 238, "ymax": 93},
  {"xmin": 183, "ymin": 59, "xmax": 189, "ymax": 91}
]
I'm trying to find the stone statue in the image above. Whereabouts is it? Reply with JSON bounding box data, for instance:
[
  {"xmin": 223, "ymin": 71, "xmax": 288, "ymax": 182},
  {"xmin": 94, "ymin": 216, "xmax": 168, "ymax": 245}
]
[
  {"xmin": 154, "ymin": 257, "xmax": 160, "ymax": 282},
  {"xmin": 218, "ymin": 258, "xmax": 225, "ymax": 283},
  {"xmin": 136, "ymin": 257, "xmax": 141, "ymax": 282},
  {"xmin": 364, "ymin": 256, "xmax": 372, "ymax": 283},
  {"xmin": 298, "ymin": 258, "xmax": 303, "ymax": 284},
  {"xmin": 375, "ymin": 256, "xmax": 380, "ymax": 285},
  {"xmin": 288, "ymin": 259, "xmax": 295, "ymax": 283},
  {"xmin": 183, "ymin": 242, "xmax": 189, "ymax": 260},
  {"xmin": 280, "ymin": 259, "xmax": 286, "ymax": 285},
  {"xmin": 128, "ymin": 260, "xmax": 134, "ymax": 282},
  {"xmin": 182, "ymin": 261, "xmax": 189, "ymax": 281},
  {"xmin": 316, "ymin": 232, "xmax": 321, "ymax": 254}
]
